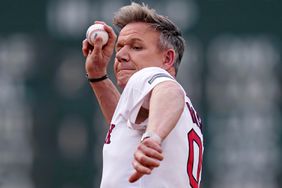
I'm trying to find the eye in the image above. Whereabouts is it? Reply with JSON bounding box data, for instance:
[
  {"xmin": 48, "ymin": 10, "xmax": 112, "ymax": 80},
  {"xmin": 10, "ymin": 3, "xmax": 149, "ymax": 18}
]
[{"xmin": 132, "ymin": 46, "xmax": 142, "ymax": 50}]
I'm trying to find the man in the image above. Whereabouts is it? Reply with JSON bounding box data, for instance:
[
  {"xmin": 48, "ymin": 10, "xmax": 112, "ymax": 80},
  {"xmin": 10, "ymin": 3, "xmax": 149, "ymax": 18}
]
[{"xmin": 82, "ymin": 2, "xmax": 203, "ymax": 188}]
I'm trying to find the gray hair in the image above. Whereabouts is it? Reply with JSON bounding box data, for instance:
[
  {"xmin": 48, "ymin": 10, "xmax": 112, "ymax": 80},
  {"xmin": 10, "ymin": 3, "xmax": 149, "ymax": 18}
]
[{"xmin": 113, "ymin": 2, "xmax": 185, "ymax": 75}]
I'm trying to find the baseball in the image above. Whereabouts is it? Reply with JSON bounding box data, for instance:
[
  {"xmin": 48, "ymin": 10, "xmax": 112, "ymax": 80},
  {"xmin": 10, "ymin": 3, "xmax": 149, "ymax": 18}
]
[{"xmin": 86, "ymin": 24, "xmax": 109, "ymax": 46}]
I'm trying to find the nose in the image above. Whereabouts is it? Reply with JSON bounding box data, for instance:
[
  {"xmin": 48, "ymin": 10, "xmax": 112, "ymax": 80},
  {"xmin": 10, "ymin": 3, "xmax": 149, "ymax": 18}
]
[{"xmin": 116, "ymin": 46, "xmax": 129, "ymax": 62}]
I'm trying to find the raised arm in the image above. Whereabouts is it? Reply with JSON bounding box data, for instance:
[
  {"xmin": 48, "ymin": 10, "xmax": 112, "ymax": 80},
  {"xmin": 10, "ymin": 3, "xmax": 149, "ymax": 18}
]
[
  {"xmin": 88, "ymin": 78, "xmax": 120, "ymax": 125},
  {"xmin": 129, "ymin": 80, "xmax": 185, "ymax": 182},
  {"xmin": 82, "ymin": 22, "xmax": 120, "ymax": 125}
]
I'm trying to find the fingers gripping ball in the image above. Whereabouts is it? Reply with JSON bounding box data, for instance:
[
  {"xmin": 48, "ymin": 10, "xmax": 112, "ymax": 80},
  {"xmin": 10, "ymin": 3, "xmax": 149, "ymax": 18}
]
[{"xmin": 86, "ymin": 24, "xmax": 109, "ymax": 46}]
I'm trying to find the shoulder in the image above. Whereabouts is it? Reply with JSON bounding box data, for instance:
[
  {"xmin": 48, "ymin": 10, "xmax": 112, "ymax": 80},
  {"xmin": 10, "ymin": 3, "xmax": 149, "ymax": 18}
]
[
  {"xmin": 123, "ymin": 67, "xmax": 186, "ymax": 99},
  {"xmin": 127, "ymin": 67, "xmax": 175, "ymax": 88}
]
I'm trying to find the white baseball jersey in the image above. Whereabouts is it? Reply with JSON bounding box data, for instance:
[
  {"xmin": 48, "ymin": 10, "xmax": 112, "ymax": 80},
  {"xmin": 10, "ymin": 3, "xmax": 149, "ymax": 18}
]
[{"xmin": 100, "ymin": 67, "xmax": 204, "ymax": 188}]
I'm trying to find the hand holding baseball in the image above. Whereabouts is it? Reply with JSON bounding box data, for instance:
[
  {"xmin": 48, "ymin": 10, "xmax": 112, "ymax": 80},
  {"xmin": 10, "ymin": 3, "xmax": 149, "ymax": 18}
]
[
  {"xmin": 82, "ymin": 22, "xmax": 116, "ymax": 78},
  {"xmin": 86, "ymin": 23, "xmax": 109, "ymax": 46}
]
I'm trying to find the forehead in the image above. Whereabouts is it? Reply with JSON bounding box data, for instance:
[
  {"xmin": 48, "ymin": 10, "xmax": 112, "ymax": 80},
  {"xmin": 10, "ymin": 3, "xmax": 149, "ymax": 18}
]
[{"xmin": 118, "ymin": 22, "xmax": 159, "ymax": 41}]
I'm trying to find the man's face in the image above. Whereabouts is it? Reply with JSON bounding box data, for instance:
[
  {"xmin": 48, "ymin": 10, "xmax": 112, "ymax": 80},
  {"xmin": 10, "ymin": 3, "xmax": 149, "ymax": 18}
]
[{"xmin": 114, "ymin": 22, "xmax": 165, "ymax": 88}]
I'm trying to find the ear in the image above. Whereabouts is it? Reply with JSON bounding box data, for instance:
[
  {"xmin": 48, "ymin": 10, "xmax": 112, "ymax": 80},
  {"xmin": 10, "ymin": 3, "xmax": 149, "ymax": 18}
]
[{"xmin": 162, "ymin": 49, "xmax": 175, "ymax": 70}]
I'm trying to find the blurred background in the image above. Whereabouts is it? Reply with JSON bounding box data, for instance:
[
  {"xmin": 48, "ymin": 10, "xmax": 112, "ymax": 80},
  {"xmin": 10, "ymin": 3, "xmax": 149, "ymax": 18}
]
[{"xmin": 0, "ymin": 0, "xmax": 281, "ymax": 187}]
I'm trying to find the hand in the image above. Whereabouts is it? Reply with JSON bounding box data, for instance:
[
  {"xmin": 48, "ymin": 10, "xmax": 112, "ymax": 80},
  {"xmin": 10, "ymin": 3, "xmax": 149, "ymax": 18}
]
[
  {"xmin": 129, "ymin": 138, "xmax": 164, "ymax": 183},
  {"xmin": 82, "ymin": 21, "xmax": 117, "ymax": 78}
]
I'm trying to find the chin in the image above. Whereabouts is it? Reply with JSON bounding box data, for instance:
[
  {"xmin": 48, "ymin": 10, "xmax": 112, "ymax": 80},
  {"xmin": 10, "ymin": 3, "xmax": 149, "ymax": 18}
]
[{"xmin": 117, "ymin": 81, "xmax": 126, "ymax": 89}]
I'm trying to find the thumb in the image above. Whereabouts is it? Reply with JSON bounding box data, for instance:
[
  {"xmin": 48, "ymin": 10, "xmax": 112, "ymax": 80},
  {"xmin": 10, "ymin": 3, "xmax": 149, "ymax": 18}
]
[{"xmin": 128, "ymin": 171, "xmax": 144, "ymax": 183}]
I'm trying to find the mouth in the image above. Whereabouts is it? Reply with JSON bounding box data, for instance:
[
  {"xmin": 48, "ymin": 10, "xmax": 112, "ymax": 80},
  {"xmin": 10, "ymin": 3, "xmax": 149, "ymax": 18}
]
[
  {"xmin": 114, "ymin": 60, "xmax": 137, "ymax": 77},
  {"xmin": 118, "ymin": 68, "xmax": 135, "ymax": 71},
  {"xmin": 115, "ymin": 66, "xmax": 136, "ymax": 74},
  {"xmin": 116, "ymin": 69, "xmax": 136, "ymax": 78}
]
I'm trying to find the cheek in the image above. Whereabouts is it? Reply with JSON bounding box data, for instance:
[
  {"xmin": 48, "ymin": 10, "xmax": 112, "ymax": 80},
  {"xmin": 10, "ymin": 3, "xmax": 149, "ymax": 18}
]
[
  {"xmin": 138, "ymin": 60, "xmax": 160, "ymax": 69},
  {"xmin": 138, "ymin": 54, "xmax": 163, "ymax": 68},
  {"xmin": 131, "ymin": 58, "xmax": 146, "ymax": 70}
]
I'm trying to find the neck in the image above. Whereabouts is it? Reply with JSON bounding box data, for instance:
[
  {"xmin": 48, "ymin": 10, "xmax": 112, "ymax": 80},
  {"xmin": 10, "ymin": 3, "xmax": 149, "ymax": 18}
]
[{"xmin": 166, "ymin": 67, "xmax": 176, "ymax": 78}]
